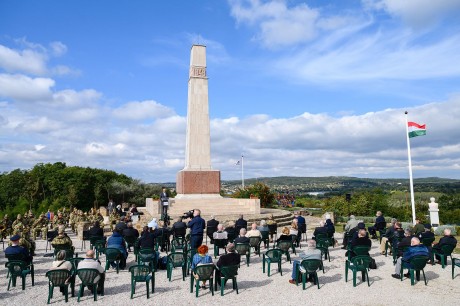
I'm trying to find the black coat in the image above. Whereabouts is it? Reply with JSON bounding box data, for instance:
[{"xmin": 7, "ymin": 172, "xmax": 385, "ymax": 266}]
[
  {"xmin": 88, "ymin": 226, "xmax": 104, "ymax": 237},
  {"xmin": 122, "ymin": 227, "xmax": 139, "ymax": 239},
  {"xmin": 433, "ymin": 235, "xmax": 457, "ymax": 251},
  {"xmin": 234, "ymin": 236, "xmax": 250, "ymax": 244},
  {"xmin": 216, "ymin": 252, "xmax": 241, "ymax": 268}
]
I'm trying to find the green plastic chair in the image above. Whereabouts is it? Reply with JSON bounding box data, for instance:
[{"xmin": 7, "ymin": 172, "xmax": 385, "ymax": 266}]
[
  {"xmin": 53, "ymin": 246, "xmax": 75, "ymax": 260},
  {"xmin": 261, "ymin": 231, "xmax": 270, "ymax": 249},
  {"xmin": 235, "ymin": 243, "xmax": 251, "ymax": 267},
  {"xmin": 129, "ymin": 265, "xmax": 154, "ymax": 299},
  {"xmin": 316, "ymin": 239, "xmax": 331, "ymax": 262},
  {"xmin": 93, "ymin": 239, "xmax": 106, "ymax": 259},
  {"xmin": 213, "ymin": 239, "xmax": 228, "ymax": 258},
  {"xmin": 104, "ymin": 248, "xmax": 122, "ymax": 273},
  {"xmin": 166, "ymin": 252, "xmax": 186, "ymax": 282},
  {"xmin": 421, "ymin": 237, "xmax": 435, "ymax": 263},
  {"xmin": 433, "ymin": 244, "xmax": 455, "ymax": 268},
  {"xmin": 186, "ymin": 248, "xmax": 198, "ymax": 276},
  {"xmin": 348, "ymin": 245, "xmax": 371, "ymax": 261},
  {"xmin": 69, "ymin": 257, "xmax": 84, "ymax": 296},
  {"xmin": 400, "ymin": 255, "xmax": 429, "ymax": 286},
  {"xmin": 137, "ymin": 248, "xmax": 158, "ymax": 272},
  {"xmin": 76, "ymin": 268, "xmax": 103, "ymax": 302},
  {"xmin": 45, "ymin": 269, "xmax": 71, "ymax": 304},
  {"xmin": 171, "ymin": 237, "xmax": 186, "ymax": 253},
  {"xmin": 89, "ymin": 236, "xmax": 104, "ymax": 250},
  {"xmin": 345, "ymin": 255, "xmax": 371, "ymax": 287},
  {"xmin": 124, "ymin": 236, "xmax": 138, "ymax": 252},
  {"xmin": 5, "ymin": 260, "xmax": 34, "ymax": 290},
  {"xmin": 190, "ymin": 264, "xmax": 215, "ymax": 297},
  {"xmin": 263, "ymin": 249, "xmax": 283, "ymax": 276},
  {"xmin": 249, "ymin": 236, "xmax": 261, "ymax": 256},
  {"xmin": 452, "ymin": 258, "xmax": 460, "ymax": 279},
  {"xmin": 296, "ymin": 259, "xmax": 322, "ymax": 290},
  {"xmin": 276, "ymin": 240, "xmax": 293, "ymax": 263},
  {"xmin": 214, "ymin": 265, "xmax": 238, "ymax": 296}
]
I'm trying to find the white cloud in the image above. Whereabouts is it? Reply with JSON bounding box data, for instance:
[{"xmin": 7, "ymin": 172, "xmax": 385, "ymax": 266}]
[
  {"xmin": 229, "ymin": 0, "xmax": 319, "ymax": 48},
  {"xmin": 112, "ymin": 100, "xmax": 176, "ymax": 121},
  {"xmin": 0, "ymin": 45, "xmax": 47, "ymax": 75},
  {"xmin": 0, "ymin": 40, "xmax": 75, "ymax": 76},
  {"xmin": 49, "ymin": 41, "xmax": 68, "ymax": 57},
  {"xmin": 364, "ymin": 0, "xmax": 460, "ymax": 27},
  {"xmin": 0, "ymin": 74, "xmax": 54, "ymax": 100}
]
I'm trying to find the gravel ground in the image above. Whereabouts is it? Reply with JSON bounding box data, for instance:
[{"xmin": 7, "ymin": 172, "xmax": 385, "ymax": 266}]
[{"xmin": 1, "ymin": 229, "xmax": 459, "ymax": 306}]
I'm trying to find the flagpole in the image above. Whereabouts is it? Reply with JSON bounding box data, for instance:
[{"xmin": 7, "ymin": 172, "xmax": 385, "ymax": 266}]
[
  {"xmin": 241, "ymin": 154, "xmax": 245, "ymax": 189},
  {"xmin": 405, "ymin": 111, "xmax": 417, "ymax": 225}
]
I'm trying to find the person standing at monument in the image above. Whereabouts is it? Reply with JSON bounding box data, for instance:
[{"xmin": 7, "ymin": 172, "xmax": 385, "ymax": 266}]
[
  {"xmin": 187, "ymin": 209, "xmax": 205, "ymax": 249},
  {"xmin": 159, "ymin": 187, "xmax": 169, "ymax": 217},
  {"xmin": 107, "ymin": 199, "xmax": 114, "ymax": 215}
]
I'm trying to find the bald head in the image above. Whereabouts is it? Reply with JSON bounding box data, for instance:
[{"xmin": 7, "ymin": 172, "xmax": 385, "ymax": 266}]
[
  {"xmin": 410, "ymin": 237, "xmax": 420, "ymax": 246},
  {"xmin": 444, "ymin": 228, "xmax": 452, "ymax": 236},
  {"xmin": 86, "ymin": 250, "xmax": 95, "ymax": 258}
]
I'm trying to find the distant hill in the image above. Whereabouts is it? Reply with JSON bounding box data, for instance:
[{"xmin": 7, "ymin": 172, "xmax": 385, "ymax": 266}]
[{"xmin": 220, "ymin": 176, "xmax": 460, "ymax": 195}]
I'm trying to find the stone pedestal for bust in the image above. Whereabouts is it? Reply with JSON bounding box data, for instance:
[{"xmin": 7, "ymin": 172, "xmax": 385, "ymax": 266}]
[
  {"xmin": 77, "ymin": 221, "xmax": 91, "ymax": 240},
  {"xmin": 428, "ymin": 197, "xmax": 439, "ymax": 229}
]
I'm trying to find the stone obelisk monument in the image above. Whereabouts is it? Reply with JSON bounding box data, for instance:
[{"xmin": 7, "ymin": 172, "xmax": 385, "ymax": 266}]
[{"xmin": 176, "ymin": 45, "xmax": 221, "ymax": 198}]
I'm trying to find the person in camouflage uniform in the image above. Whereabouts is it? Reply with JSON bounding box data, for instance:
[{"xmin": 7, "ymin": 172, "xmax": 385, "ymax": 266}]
[
  {"xmin": 51, "ymin": 225, "xmax": 74, "ymax": 251},
  {"xmin": 0, "ymin": 214, "xmax": 13, "ymax": 239},
  {"xmin": 32, "ymin": 213, "xmax": 48, "ymax": 240},
  {"xmin": 109, "ymin": 210, "xmax": 119, "ymax": 230},
  {"xmin": 12, "ymin": 214, "xmax": 25, "ymax": 234},
  {"xmin": 69, "ymin": 208, "xmax": 78, "ymax": 232},
  {"xmin": 27, "ymin": 210, "xmax": 35, "ymax": 227},
  {"xmin": 52, "ymin": 212, "xmax": 66, "ymax": 231}
]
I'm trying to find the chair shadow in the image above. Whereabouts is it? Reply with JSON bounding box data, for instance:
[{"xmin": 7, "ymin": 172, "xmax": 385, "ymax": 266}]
[
  {"xmin": 318, "ymin": 273, "xmax": 342, "ymax": 285},
  {"xmin": 424, "ymin": 271, "xmax": 440, "ymax": 281},
  {"xmin": 238, "ymin": 279, "xmax": 273, "ymax": 290}
]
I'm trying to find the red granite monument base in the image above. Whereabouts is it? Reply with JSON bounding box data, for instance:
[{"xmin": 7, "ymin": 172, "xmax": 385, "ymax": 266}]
[{"xmin": 176, "ymin": 170, "xmax": 221, "ymax": 194}]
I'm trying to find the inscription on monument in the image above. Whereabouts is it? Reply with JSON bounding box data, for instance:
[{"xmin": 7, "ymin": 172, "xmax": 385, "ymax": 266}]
[{"xmin": 190, "ymin": 66, "xmax": 206, "ymax": 78}]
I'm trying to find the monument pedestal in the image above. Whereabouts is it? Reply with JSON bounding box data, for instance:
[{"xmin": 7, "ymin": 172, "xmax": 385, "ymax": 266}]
[
  {"xmin": 428, "ymin": 197, "xmax": 439, "ymax": 229},
  {"xmin": 176, "ymin": 170, "xmax": 221, "ymax": 195}
]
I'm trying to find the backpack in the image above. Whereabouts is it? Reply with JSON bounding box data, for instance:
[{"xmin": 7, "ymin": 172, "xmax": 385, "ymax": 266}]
[{"xmin": 157, "ymin": 256, "xmax": 168, "ymax": 270}]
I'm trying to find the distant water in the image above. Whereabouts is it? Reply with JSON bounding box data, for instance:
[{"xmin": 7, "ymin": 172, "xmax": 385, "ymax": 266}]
[{"xmin": 307, "ymin": 191, "xmax": 327, "ymax": 196}]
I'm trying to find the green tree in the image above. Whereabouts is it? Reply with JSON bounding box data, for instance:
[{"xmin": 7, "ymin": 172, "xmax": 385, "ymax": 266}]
[{"xmin": 232, "ymin": 182, "xmax": 275, "ymax": 207}]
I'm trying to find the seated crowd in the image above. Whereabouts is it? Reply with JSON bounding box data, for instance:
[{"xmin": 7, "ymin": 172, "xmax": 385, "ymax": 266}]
[{"xmin": 2, "ymin": 207, "xmax": 458, "ymax": 301}]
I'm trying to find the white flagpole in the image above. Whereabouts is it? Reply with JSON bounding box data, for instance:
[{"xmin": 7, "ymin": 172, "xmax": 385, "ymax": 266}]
[
  {"xmin": 241, "ymin": 155, "xmax": 245, "ymax": 189},
  {"xmin": 405, "ymin": 111, "xmax": 417, "ymax": 225}
]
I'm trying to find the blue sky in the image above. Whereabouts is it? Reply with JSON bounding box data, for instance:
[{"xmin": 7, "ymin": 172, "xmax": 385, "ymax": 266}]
[{"xmin": 1, "ymin": 0, "xmax": 460, "ymax": 182}]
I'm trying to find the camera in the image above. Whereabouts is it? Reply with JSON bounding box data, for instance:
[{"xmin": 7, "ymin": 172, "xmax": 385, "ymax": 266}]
[{"xmin": 181, "ymin": 210, "xmax": 194, "ymax": 220}]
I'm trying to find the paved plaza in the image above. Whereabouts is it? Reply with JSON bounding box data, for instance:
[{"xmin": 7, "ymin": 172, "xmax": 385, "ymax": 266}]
[{"xmin": 1, "ymin": 228, "xmax": 458, "ymax": 305}]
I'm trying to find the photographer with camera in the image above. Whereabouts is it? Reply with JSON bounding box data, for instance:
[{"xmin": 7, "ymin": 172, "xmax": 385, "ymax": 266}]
[{"xmin": 186, "ymin": 209, "xmax": 205, "ymax": 249}]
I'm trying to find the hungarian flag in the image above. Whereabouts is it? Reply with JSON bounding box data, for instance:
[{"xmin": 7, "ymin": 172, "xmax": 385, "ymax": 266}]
[{"xmin": 408, "ymin": 121, "xmax": 426, "ymax": 138}]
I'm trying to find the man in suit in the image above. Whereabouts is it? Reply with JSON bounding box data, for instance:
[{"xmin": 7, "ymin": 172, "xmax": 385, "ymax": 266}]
[
  {"xmin": 348, "ymin": 229, "xmax": 372, "ymax": 258},
  {"xmin": 171, "ymin": 217, "xmax": 187, "ymax": 238},
  {"xmin": 368, "ymin": 211, "xmax": 386, "ymax": 239},
  {"xmin": 89, "ymin": 221, "xmax": 104, "ymax": 237},
  {"xmin": 215, "ymin": 243, "xmax": 240, "ymax": 282},
  {"xmin": 313, "ymin": 221, "xmax": 328, "ymax": 240},
  {"xmin": 432, "ymin": 228, "xmax": 457, "ymax": 263},
  {"xmin": 159, "ymin": 187, "xmax": 169, "ymax": 216},
  {"xmin": 5, "ymin": 234, "xmax": 33, "ymax": 264},
  {"xmin": 234, "ymin": 228, "xmax": 250, "ymax": 244},
  {"xmin": 392, "ymin": 237, "xmax": 429, "ymax": 279},
  {"xmin": 206, "ymin": 215, "xmax": 219, "ymax": 243},
  {"xmin": 235, "ymin": 215, "xmax": 247, "ymax": 234}
]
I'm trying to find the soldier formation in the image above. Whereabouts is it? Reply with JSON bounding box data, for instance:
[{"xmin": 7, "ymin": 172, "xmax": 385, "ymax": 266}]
[{"xmin": 1, "ymin": 206, "xmax": 106, "ymax": 255}]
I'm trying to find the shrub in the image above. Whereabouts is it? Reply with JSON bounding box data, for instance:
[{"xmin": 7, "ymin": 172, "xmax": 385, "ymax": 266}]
[{"xmin": 434, "ymin": 225, "xmax": 457, "ymax": 236}]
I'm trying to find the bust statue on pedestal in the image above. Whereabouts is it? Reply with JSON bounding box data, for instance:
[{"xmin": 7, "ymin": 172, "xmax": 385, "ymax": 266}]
[{"xmin": 428, "ymin": 197, "xmax": 439, "ymax": 229}]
